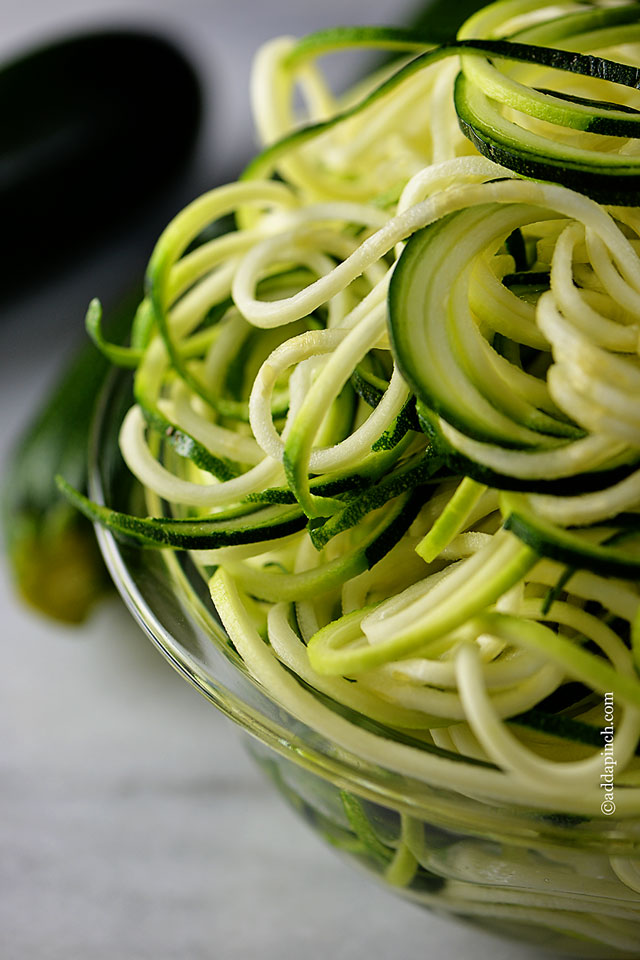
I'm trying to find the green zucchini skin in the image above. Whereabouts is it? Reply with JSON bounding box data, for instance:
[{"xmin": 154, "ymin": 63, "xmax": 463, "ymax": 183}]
[
  {"xmin": 309, "ymin": 451, "xmax": 443, "ymax": 550},
  {"xmin": 457, "ymin": 109, "xmax": 640, "ymax": 207},
  {"xmin": 55, "ymin": 477, "xmax": 308, "ymax": 551},
  {"xmin": 2, "ymin": 293, "xmax": 140, "ymax": 623},
  {"xmin": 416, "ymin": 402, "xmax": 640, "ymax": 495},
  {"xmin": 140, "ymin": 405, "xmax": 242, "ymax": 483},
  {"xmin": 0, "ymin": 30, "xmax": 202, "ymax": 300},
  {"xmin": 508, "ymin": 707, "xmax": 640, "ymax": 757},
  {"xmin": 501, "ymin": 493, "xmax": 640, "ymax": 579}
]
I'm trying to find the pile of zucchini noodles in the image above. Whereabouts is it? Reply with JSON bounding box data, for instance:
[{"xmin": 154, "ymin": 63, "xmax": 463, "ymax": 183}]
[{"xmin": 68, "ymin": 0, "xmax": 640, "ymax": 849}]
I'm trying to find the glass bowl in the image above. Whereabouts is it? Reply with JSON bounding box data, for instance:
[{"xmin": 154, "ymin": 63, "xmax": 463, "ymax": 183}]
[{"xmin": 90, "ymin": 370, "xmax": 640, "ymax": 959}]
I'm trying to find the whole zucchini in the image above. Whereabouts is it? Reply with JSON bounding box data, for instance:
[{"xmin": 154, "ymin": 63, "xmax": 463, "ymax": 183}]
[
  {"xmin": 3, "ymin": 292, "xmax": 141, "ymax": 622},
  {"xmin": 1, "ymin": 28, "xmax": 202, "ymax": 621},
  {"xmin": 0, "ymin": 29, "xmax": 202, "ymax": 300}
]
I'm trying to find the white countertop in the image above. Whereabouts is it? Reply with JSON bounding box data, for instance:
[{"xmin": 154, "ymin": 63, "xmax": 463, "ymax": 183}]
[{"xmin": 0, "ymin": 2, "xmax": 548, "ymax": 957}]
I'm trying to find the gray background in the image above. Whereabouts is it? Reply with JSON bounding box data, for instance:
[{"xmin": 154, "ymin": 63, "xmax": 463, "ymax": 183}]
[{"xmin": 1, "ymin": 2, "xmax": 546, "ymax": 958}]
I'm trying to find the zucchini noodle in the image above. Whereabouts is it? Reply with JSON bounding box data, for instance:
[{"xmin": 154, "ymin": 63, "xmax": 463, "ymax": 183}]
[{"xmin": 65, "ymin": 0, "xmax": 640, "ymax": 945}]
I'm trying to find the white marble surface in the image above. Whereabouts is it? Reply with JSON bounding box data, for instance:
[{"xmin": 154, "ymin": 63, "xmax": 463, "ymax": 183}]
[{"xmin": 1, "ymin": 2, "xmax": 549, "ymax": 958}]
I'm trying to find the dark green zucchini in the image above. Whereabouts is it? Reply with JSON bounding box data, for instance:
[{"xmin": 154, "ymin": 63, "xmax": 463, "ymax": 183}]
[
  {"xmin": 0, "ymin": 29, "xmax": 202, "ymax": 300},
  {"xmin": 55, "ymin": 477, "xmax": 307, "ymax": 550},
  {"xmin": 1, "ymin": 29, "xmax": 202, "ymax": 621},
  {"xmin": 416, "ymin": 401, "xmax": 640, "ymax": 496},
  {"xmin": 309, "ymin": 451, "xmax": 443, "ymax": 550},
  {"xmin": 140, "ymin": 404, "xmax": 242, "ymax": 482},
  {"xmin": 3, "ymin": 292, "xmax": 141, "ymax": 622},
  {"xmin": 501, "ymin": 492, "xmax": 640, "ymax": 579}
]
